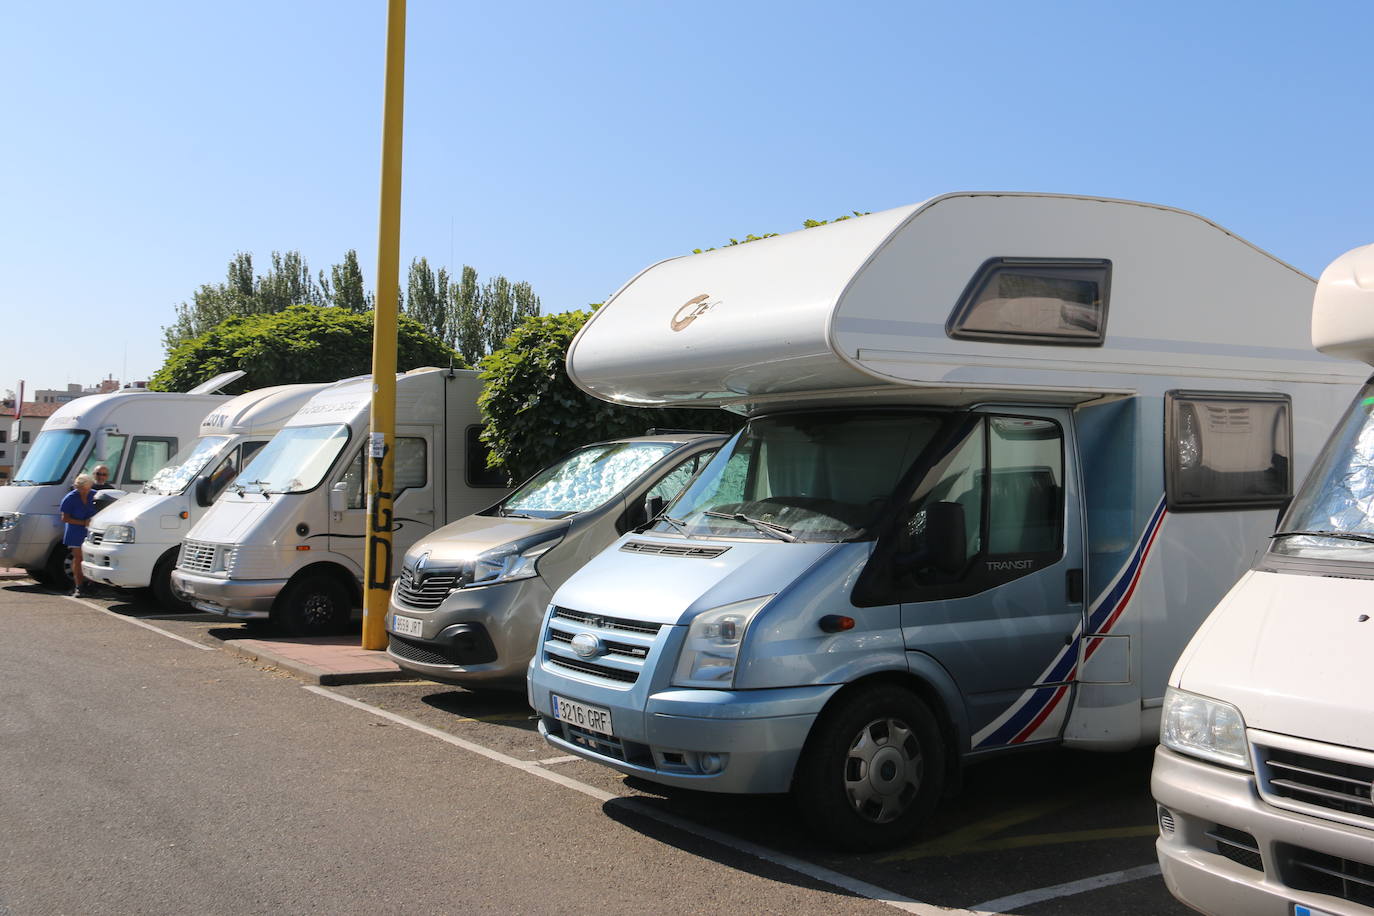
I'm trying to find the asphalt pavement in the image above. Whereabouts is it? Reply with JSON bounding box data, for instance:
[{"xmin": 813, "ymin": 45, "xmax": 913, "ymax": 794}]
[{"xmin": 0, "ymin": 580, "xmax": 1191, "ymax": 916}]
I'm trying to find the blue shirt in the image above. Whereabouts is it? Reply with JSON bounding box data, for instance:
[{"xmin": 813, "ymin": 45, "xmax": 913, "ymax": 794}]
[{"xmin": 60, "ymin": 488, "xmax": 98, "ymax": 548}]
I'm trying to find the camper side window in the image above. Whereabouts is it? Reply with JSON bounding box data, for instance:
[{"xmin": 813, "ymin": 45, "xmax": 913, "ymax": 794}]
[
  {"xmin": 465, "ymin": 425, "xmax": 509, "ymax": 488},
  {"xmin": 1165, "ymin": 391, "xmax": 1291, "ymax": 510},
  {"xmin": 947, "ymin": 258, "xmax": 1110, "ymax": 346},
  {"xmin": 343, "ymin": 437, "xmax": 428, "ymax": 510},
  {"xmin": 124, "ymin": 437, "xmax": 177, "ymax": 484}
]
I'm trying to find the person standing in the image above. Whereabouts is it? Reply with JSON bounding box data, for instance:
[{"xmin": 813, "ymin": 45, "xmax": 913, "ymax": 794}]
[{"xmin": 60, "ymin": 473, "xmax": 98, "ymax": 596}]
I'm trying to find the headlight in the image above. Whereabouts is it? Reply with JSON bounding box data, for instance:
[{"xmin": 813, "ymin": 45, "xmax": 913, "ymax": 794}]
[
  {"xmin": 672, "ymin": 595, "xmax": 774, "ymax": 689},
  {"xmin": 103, "ymin": 524, "xmax": 135, "ymax": 544},
  {"xmin": 468, "ymin": 531, "xmax": 564, "ymax": 586},
  {"xmin": 1161, "ymin": 687, "xmax": 1251, "ymax": 770},
  {"xmin": 0, "ymin": 513, "xmax": 21, "ymax": 531}
]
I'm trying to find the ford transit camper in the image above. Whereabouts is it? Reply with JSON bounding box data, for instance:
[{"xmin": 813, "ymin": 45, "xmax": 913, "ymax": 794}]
[{"xmin": 527, "ymin": 193, "xmax": 1365, "ymax": 849}]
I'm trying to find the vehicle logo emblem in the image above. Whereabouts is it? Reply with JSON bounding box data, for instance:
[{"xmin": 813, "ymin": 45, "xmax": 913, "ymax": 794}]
[
  {"xmin": 415, "ymin": 551, "xmax": 430, "ymax": 570},
  {"xmin": 570, "ymin": 633, "xmax": 602, "ymax": 659},
  {"xmin": 671, "ymin": 294, "xmax": 717, "ymax": 332}
]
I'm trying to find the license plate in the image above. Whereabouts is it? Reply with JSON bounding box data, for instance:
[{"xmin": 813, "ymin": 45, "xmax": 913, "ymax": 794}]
[
  {"xmin": 1295, "ymin": 906, "xmax": 1337, "ymax": 916},
  {"xmin": 391, "ymin": 614, "xmax": 423, "ymax": 637},
  {"xmin": 551, "ymin": 694, "xmax": 614, "ymax": 736}
]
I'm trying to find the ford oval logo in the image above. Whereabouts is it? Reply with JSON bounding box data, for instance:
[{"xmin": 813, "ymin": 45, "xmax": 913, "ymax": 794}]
[{"xmin": 570, "ymin": 633, "xmax": 601, "ymax": 659}]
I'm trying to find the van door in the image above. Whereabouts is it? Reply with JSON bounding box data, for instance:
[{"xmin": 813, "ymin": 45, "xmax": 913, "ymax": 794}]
[
  {"xmin": 329, "ymin": 429, "xmax": 435, "ymax": 580},
  {"xmin": 896, "ymin": 410, "xmax": 1085, "ymax": 751}
]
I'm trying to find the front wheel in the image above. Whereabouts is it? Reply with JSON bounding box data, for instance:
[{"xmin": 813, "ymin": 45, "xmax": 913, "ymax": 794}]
[
  {"xmin": 151, "ymin": 552, "xmax": 193, "ymax": 614},
  {"xmin": 792, "ymin": 685, "xmax": 946, "ymax": 851},
  {"xmin": 41, "ymin": 544, "xmax": 73, "ymax": 590},
  {"xmin": 272, "ymin": 574, "xmax": 352, "ymax": 636}
]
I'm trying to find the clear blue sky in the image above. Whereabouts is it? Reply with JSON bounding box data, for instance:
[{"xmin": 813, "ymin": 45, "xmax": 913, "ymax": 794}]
[{"xmin": 3, "ymin": 0, "xmax": 1371, "ymax": 393}]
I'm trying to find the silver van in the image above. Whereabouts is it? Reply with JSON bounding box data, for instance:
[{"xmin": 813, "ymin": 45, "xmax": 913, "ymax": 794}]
[{"xmin": 385, "ymin": 432, "xmax": 724, "ymax": 687}]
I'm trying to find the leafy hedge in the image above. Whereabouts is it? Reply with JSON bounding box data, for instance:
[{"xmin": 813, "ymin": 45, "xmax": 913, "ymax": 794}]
[
  {"xmin": 149, "ymin": 304, "xmax": 461, "ymax": 394},
  {"xmin": 478, "ymin": 310, "xmax": 741, "ymax": 481}
]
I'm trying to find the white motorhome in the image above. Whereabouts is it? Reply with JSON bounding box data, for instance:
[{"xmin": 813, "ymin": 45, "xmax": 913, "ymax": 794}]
[
  {"xmin": 171, "ymin": 367, "xmax": 507, "ymax": 635},
  {"xmin": 1153, "ymin": 242, "xmax": 1374, "ymax": 916},
  {"xmin": 80, "ymin": 383, "xmax": 328, "ymax": 610},
  {"xmin": 526, "ymin": 193, "xmax": 1365, "ymax": 849},
  {"xmin": 0, "ymin": 373, "xmax": 244, "ymax": 585}
]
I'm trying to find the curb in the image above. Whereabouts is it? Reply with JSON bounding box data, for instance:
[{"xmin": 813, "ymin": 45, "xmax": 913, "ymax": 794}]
[{"xmin": 220, "ymin": 638, "xmax": 409, "ymax": 686}]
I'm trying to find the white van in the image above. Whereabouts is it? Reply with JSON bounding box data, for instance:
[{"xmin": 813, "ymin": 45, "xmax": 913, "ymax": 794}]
[
  {"xmin": 171, "ymin": 367, "xmax": 508, "ymax": 634},
  {"xmin": 1153, "ymin": 242, "xmax": 1374, "ymax": 915},
  {"xmin": 80, "ymin": 383, "xmax": 327, "ymax": 610},
  {"xmin": 526, "ymin": 193, "xmax": 1366, "ymax": 849},
  {"xmin": 0, "ymin": 372, "xmax": 244, "ymax": 585}
]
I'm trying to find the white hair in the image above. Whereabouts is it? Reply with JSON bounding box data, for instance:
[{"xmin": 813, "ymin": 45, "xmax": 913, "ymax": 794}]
[{"xmin": 74, "ymin": 473, "xmax": 95, "ymax": 488}]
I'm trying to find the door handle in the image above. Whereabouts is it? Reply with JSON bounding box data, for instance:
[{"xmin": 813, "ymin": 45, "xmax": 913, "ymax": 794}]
[{"xmin": 1066, "ymin": 568, "xmax": 1084, "ymax": 604}]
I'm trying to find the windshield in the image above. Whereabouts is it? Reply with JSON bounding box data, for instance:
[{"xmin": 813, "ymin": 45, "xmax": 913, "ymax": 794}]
[
  {"xmin": 503, "ymin": 442, "xmax": 675, "ymax": 518},
  {"xmin": 652, "ymin": 411, "xmax": 944, "ymax": 542},
  {"xmin": 1272, "ymin": 383, "xmax": 1374, "ymax": 562},
  {"xmin": 11, "ymin": 429, "xmax": 89, "ymax": 486},
  {"xmin": 234, "ymin": 425, "xmax": 350, "ymax": 495},
  {"xmin": 144, "ymin": 436, "xmax": 233, "ymax": 496}
]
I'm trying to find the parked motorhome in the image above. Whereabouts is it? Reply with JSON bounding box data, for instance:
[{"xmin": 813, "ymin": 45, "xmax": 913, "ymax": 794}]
[
  {"xmin": 0, "ymin": 373, "xmax": 244, "ymax": 585},
  {"xmin": 1153, "ymin": 242, "xmax": 1374, "ymax": 915},
  {"xmin": 171, "ymin": 367, "xmax": 507, "ymax": 635},
  {"xmin": 81, "ymin": 383, "xmax": 327, "ymax": 610},
  {"xmin": 526, "ymin": 192, "xmax": 1366, "ymax": 849},
  {"xmin": 387, "ymin": 431, "xmax": 725, "ymax": 688}
]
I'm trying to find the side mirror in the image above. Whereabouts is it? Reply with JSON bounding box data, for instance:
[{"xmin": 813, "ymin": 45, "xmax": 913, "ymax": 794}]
[
  {"xmin": 329, "ymin": 481, "xmax": 349, "ymax": 514},
  {"xmin": 194, "ymin": 476, "xmax": 213, "ymax": 507},
  {"xmin": 643, "ymin": 494, "xmax": 665, "ymax": 524}
]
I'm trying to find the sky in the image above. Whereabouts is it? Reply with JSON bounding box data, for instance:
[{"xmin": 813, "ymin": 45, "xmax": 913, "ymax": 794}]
[{"xmin": 3, "ymin": 0, "xmax": 1372, "ymax": 394}]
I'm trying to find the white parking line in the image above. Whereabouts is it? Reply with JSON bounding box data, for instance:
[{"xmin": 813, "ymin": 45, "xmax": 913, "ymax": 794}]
[
  {"xmin": 64, "ymin": 596, "xmax": 214, "ymax": 651},
  {"xmin": 537, "ymin": 755, "xmax": 580, "ymax": 765},
  {"xmin": 971, "ymin": 864, "xmax": 1162, "ymax": 913},
  {"xmin": 304, "ymin": 685, "xmax": 994, "ymax": 916}
]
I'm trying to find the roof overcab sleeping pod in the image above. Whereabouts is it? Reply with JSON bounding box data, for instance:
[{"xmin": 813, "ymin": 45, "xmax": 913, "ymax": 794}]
[{"xmin": 526, "ymin": 193, "xmax": 1367, "ymax": 850}]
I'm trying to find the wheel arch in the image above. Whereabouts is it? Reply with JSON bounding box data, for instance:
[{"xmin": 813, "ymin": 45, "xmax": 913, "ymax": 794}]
[{"xmin": 277, "ymin": 561, "xmax": 362, "ymax": 611}]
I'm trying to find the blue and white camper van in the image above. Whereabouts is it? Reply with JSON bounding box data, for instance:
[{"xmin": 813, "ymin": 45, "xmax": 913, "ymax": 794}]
[{"xmin": 523, "ymin": 193, "xmax": 1366, "ymax": 849}]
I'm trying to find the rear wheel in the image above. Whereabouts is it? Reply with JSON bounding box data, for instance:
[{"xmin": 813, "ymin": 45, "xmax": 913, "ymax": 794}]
[
  {"xmin": 273, "ymin": 573, "xmax": 352, "ymax": 636},
  {"xmin": 151, "ymin": 552, "xmax": 192, "ymax": 613},
  {"xmin": 792, "ymin": 685, "xmax": 946, "ymax": 851}
]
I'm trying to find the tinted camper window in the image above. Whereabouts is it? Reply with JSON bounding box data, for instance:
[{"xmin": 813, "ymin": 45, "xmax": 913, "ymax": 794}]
[
  {"xmin": 465, "ymin": 425, "xmax": 509, "ymax": 488},
  {"xmin": 948, "ymin": 258, "xmax": 1110, "ymax": 346},
  {"xmin": 1166, "ymin": 391, "xmax": 1291, "ymax": 510}
]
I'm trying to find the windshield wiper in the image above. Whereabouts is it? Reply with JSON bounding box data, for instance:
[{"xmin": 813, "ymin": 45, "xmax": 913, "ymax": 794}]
[
  {"xmin": 232, "ymin": 479, "xmax": 270, "ymax": 497},
  {"xmin": 10, "ymin": 479, "xmax": 34, "ymax": 485},
  {"xmin": 655, "ymin": 515, "xmax": 690, "ymax": 535},
  {"xmin": 1271, "ymin": 530, "xmax": 1374, "ymax": 545},
  {"xmin": 704, "ymin": 510, "xmax": 797, "ymax": 543},
  {"xmin": 499, "ymin": 507, "xmax": 535, "ymax": 519}
]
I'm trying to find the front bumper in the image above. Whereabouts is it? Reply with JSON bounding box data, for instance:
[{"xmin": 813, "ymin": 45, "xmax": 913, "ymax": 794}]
[
  {"xmin": 530, "ymin": 657, "xmax": 837, "ymax": 794},
  {"xmin": 386, "ymin": 576, "xmax": 554, "ymax": 686},
  {"xmin": 81, "ymin": 540, "xmax": 167, "ymax": 589},
  {"xmin": 1153, "ymin": 746, "xmax": 1374, "ymax": 916},
  {"xmin": 0, "ymin": 514, "xmax": 59, "ymax": 570},
  {"xmin": 171, "ymin": 568, "xmax": 284, "ymax": 619}
]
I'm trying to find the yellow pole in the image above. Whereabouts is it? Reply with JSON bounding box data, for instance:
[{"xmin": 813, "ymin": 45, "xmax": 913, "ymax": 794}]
[{"xmin": 363, "ymin": 0, "xmax": 406, "ymax": 651}]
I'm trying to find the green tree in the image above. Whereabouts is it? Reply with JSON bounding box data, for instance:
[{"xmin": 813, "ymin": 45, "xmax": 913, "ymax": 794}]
[
  {"xmin": 320, "ymin": 249, "xmax": 371, "ymax": 312},
  {"xmin": 405, "ymin": 257, "xmax": 450, "ymax": 342},
  {"xmin": 163, "ymin": 249, "xmax": 328, "ymax": 351},
  {"xmin": 478, "ymin": 310, "xmax": 739, "ymax": 481},
  {"xmin": 149, "ymin": 304, "xmax": 461, "ymax": 394},
  {"xmin": 449, "ymin": 265, "xmax": 482, "ymax": 365},
  {"xmin": 691, "ymin": 211, "xmax": 870, "ymax": 253}
]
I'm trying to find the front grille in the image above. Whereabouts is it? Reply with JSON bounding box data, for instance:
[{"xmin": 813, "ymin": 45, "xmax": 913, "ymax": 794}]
[
  {"xmin": 394, "ymin": 566, "xmax": 466, "ymax": 610},
  {"xmin": 179, "ymin": 540, "xmax": 217, "ymax": 573},
  {"xmin": 559, "ymin": 721, "xmax": 628, "ymax": 760},
  {"xmin": 1259, "ymin": 744, "xmax": 1374, "ymax": 824},
  {"xmin": 388, "ymin": 635, "xmax": 452, "ymax": 667},
  {"xmin": 547, "ymin": 655, "xmax": 639, "ymax": 683},
  {"xmin": 552, "ymin": 607, "xmax": 661, "ymax": 636},
  {"xmin": 547, "ymin": 627, "xmax": 649, "ymax": 660},
  {"xmin": 1206, "ymin": 825, "xmax": 1262, "ymax": 872},
  {"xmin": 620, "ymin": 540, "xmax": 730, "ymax": 559},
  {"xmin": 87, "ymin": 531, "xmax": 104, "ymax": 546},
  {"xmin": 1280, "ymin": 844, "xmax": 1374, "ymax": 908}
]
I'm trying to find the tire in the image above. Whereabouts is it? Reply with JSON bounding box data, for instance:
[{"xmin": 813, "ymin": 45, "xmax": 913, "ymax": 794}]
[
  {"xmin": 151, "ymin": 552, "xmax": 193, "ymax": 614},
  {"xmin": 42, "ymin": 545, "xmax": 73, "ymax": 590},
  {"xmin": 273, "ymin": 573, "xmax": 352, "ymax": 636},
  {"xmin": 792, "ymin": 685, "xmax": 946, "ymax": 851}
]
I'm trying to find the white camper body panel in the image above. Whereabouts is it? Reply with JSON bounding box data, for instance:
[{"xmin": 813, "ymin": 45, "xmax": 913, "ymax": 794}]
[
  {"xmin": 170, "ymin": 368, "xmax": 503, "ymax": 630},
  {"xmin": 81, "ymin": 384, "xmax": 327, "ymax": 595},
  {"xmin": 0, "ymin": 388, "xmax": 236, "ymax": 580},
  {"xmin": 570, "ymin": 194, "xmax": 1344, "ymax": 413}
]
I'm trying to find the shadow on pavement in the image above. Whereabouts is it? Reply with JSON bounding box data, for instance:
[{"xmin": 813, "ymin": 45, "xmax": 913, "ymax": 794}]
[{"xmin": 421, "ymin": 688, "xmax": 537, "ymax": 729}]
